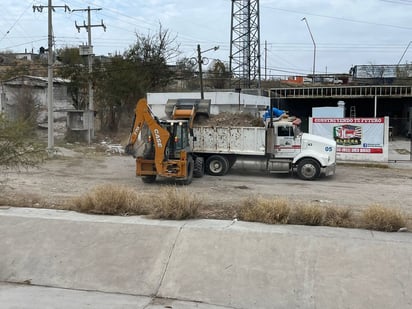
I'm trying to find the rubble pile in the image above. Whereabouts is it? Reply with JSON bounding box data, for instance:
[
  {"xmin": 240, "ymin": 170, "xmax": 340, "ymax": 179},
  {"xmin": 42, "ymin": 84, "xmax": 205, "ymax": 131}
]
[{"xmin": 194, "ymin": 112, "xmax": 264, "ymax": 127}]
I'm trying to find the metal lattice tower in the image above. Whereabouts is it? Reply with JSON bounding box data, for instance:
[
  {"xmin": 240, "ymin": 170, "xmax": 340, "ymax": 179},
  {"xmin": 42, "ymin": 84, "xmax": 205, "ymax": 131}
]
[{"xmin": 229, "ymin": 0, "xmax": 261, "ymax": 89}]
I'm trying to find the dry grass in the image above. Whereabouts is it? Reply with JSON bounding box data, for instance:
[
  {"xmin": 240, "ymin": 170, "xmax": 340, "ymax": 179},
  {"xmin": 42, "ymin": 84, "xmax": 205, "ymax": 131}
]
[
  {"xmin": 237, "ymin": 196, "xmax": 407, "ymax": 232},
  {"xmin": 71, "ymin": 184, "xmax": 150, "ymax": 215},
  {"xmin": 323, "ymin": 206, "xmax": 355, "ymax": 228},
  {"xmin": 67, "ymin": 187, "xmax": 408, "ymax": 232},
  {"xmin": 150, "ymin": 186, "xmax": 200, "ymax": 220},
  {"xmin": 238, "ymin": 196, "xmax": 290, "ymax": 224},
  {"xmin": 289, "ymin": 204, "xmax": 325, "ymax": 226},
  {"xmin": 360, "ymin": 204, "xmax": 406, "ymax": 232}
]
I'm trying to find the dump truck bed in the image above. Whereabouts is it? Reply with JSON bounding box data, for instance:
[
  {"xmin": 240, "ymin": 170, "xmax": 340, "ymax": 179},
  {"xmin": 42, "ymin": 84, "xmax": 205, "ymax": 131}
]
[{"xmin": 192, "ymin": 126, "xmax": 266, "ymax": 155}]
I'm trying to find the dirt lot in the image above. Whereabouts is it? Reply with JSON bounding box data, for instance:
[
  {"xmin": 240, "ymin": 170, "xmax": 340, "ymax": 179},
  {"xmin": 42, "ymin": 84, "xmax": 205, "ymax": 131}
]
[{"xmin": 1, "ymin": 146, "xmax": 412, "ymax": 224}]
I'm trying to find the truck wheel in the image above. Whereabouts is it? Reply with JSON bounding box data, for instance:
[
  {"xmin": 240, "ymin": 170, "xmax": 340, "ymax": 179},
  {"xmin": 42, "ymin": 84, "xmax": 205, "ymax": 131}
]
[
  {"xmin": 181, "ymin": 155, "xmax": 194, "ymax": 185},
  {"xmin": 193, "ymin": 157, "xmax": 204, "ymax": 178},
  {"xmin": 205, "ymin": 155, "xmax": 229, "ymax": 176},
  {"xmin": 297, "ymin": 159, "xmax": 320, "ymax": 180},
  {"xmin": 141, "ymin": 175, "xmax": 156, "ymax": 183}
]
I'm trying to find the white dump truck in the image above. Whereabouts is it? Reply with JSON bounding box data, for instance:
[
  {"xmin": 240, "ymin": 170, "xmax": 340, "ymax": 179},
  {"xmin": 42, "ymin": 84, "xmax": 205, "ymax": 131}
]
[{"xmin": 192, "ymin": 118, "xmax": 337, "ymax": 180}]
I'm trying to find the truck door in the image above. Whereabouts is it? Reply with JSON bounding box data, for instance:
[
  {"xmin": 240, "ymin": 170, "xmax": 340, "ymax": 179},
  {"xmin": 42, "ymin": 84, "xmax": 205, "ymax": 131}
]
[{"xmin": 274, "ymin": 124, "xmax": 301, "ymax": 158}]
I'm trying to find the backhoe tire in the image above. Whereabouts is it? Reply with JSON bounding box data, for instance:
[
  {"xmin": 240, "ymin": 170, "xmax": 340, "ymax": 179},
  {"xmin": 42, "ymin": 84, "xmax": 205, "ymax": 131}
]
[
  {"xmin": 297, "ymin": 158, "xmax": 320, "ymax": 181},
  {"xmin": 193, "ymin": 157, "xmax": 204, "ymax": 178},
  {"xmin": 205, "ymin": 155, "xmax": 230, "ymax": 176},
  {"xmin": 181, "ymin": 156, "xmax": 194, "ymax": 185},
  {"xmin": 141, "ymin": 175, "xmax": 156, "ymax": 183}
]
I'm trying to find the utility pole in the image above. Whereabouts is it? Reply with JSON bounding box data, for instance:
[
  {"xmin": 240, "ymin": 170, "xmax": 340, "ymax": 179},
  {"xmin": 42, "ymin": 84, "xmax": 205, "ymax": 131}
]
[
  {"xmin": 197, "ymin": 45, "xmax": 204, "ymax": 100},
  {"xmin": 301, "ymin": 17, "xmax": 316, "ymax": 84},
  {"xmin": 73, "ymin": 6, "xmax": 106, "ymax": 144},
  {"xmin": 194, "ymin": 44, "xmax": 219, "ymax": 100},
  {"xmin": 265, "ymin": 40, "xmax": 267, "ymax": 80},
  {"xmin": 33, "ymin": 1, "xmax": 70, "ymax": 154}
]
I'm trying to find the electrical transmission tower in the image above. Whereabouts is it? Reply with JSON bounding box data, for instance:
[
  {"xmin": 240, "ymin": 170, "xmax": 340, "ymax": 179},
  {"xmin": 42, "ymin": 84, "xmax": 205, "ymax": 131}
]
[{"xmin": 229, "ymin": 0, "xmax": 261, "ymax": 89}]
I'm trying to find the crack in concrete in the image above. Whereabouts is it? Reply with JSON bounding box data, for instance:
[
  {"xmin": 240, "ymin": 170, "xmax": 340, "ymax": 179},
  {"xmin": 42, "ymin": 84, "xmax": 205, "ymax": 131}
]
[
  {"xmin": 148, "ymin": 222, "xmax": 244, "ymax": 309},
  {"xmin": 154, "ymin": 222, "xmax": 187, "ymax": 298}
]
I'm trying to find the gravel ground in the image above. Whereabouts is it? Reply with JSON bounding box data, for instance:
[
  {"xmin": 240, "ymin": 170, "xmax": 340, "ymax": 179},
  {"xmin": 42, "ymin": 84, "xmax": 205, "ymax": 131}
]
[{"xmin": 1, "ymin": 147, "xmax": 411, "ymax": 225}]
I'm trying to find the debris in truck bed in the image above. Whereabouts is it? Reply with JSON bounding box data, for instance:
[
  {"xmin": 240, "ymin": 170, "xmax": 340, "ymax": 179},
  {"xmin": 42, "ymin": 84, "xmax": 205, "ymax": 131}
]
[{"xmin": 194, "ymin": 112, "xmax": 264, "ymax": 127}]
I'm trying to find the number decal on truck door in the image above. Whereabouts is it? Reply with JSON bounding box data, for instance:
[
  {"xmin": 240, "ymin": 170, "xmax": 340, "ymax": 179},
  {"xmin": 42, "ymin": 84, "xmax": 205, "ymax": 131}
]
[{"xmin": 325, "ymin": 146, "xmax": 333, "ymax": 152}]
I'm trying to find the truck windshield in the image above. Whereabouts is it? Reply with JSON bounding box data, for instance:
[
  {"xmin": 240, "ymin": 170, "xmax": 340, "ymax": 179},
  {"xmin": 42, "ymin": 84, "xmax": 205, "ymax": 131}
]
[{"xmin": 278, "ymin": 126, "xmax": 293, "ymax": 137}]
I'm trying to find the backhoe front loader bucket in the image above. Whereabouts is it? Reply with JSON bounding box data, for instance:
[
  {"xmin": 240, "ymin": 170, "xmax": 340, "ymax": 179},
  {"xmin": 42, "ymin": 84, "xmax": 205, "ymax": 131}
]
[{"xmin": 165, "ymin": 98, "xmax": 211, "ymax": 119}]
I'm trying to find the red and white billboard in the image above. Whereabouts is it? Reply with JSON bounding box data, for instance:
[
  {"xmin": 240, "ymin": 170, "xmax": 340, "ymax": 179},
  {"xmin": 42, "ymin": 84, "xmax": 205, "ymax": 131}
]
[{"xmin": 310, "ymin": 117, "xmax": 389, "ymax": 161}]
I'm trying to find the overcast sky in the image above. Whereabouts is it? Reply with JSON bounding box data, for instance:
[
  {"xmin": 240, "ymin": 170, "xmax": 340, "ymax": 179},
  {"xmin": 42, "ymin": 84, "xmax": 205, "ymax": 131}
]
[{"xmin": 2, "ymin": 0, "xmax": 412, "ymax": 78}]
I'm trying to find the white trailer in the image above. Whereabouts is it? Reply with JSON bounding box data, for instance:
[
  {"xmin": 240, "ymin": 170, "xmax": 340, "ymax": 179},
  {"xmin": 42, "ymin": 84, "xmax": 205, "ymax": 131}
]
[{"xmin": 192, "ymin": 120, "xmax": 336, "ymax": 180}]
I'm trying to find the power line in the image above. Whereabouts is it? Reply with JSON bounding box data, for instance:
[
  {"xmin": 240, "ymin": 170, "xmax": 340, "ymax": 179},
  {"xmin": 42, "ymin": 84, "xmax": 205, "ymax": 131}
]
[
  {"xmin": 262, "ymin": 4, "xmax": 412, "ymax": 31},
  {"xmin": 0, "ymin": 3, "xmax": 33, "ymax": 44}
]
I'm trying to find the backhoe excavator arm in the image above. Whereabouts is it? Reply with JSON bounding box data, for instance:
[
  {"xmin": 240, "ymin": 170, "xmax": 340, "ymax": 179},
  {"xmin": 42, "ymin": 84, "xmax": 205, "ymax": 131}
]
[{"xmin": 125, "ymin": 98, "xmax": 170, "ymax": 174}]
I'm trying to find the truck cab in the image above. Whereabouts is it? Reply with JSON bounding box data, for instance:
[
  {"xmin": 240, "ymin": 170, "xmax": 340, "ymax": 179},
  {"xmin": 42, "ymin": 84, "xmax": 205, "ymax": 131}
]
[
  {"xmin": 272, "ymin": 122, "xmax": 301, "ymax": 158},
  {"xmin": 267, "ymin": 121, "xmax": 337, "ymax": 179}
]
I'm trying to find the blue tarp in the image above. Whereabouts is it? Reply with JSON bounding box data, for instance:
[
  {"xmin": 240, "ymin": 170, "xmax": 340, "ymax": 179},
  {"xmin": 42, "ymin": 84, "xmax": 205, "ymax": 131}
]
[{"xmin": 263, "ymin": 107, "xmax": 285, "ymax": 120}]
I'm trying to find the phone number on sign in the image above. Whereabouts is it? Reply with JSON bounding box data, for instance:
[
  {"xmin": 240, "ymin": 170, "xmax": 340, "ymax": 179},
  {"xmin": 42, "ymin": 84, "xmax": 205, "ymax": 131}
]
[{"xmin": 337, "ymin": 147, "xmax": 383, "ymax": 153}]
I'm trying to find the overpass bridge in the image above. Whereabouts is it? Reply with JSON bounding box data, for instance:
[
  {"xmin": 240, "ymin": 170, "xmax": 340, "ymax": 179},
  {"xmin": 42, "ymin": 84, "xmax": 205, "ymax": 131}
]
[
  {"xmin": 267, "ymin": 85, "xmax": 412, "ymax": 137},
  {"xmin": 269, "ymin": 85, "xmax": 412, "ymax": 99}
]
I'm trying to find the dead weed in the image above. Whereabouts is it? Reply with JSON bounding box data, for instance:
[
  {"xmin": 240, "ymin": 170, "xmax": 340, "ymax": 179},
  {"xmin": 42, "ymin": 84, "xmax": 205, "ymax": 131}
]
[
  {"xmin": 66, "ymin": 187, "xmax": 409, "ymax": 232},
  {"xmin": 360, "ymin": 204, "xmax": 406, "ymax": 232},
  {"xmin": 150, "ymin": 186, "xmax": 200, "ymax": 220},
  {"xmin": 238, "ymin": 196, "xmax": 290, "ymax": 224},
  {"xmin": 71, "ymin": 184, "xmax": 149, "ymax": 215}
]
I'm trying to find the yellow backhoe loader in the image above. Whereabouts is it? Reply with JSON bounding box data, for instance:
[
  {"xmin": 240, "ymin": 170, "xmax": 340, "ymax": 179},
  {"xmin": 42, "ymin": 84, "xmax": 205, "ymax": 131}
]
[{"xmin": 125, "ymin": 98, "xmax": 206, "ymax": 184}]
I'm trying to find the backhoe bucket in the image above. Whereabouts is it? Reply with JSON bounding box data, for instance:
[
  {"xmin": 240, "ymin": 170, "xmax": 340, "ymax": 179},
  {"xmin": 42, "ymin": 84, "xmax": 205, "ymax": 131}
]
[{"xmin": 165, "ymin": 98, "xmax": 211, "ymax": 119}]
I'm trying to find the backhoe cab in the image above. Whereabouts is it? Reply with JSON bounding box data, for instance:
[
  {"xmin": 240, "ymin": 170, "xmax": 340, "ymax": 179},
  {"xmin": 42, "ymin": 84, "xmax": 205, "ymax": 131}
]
[{"xmin": 125, "ymin": 98, "xmax": 205, "ymax": 184}]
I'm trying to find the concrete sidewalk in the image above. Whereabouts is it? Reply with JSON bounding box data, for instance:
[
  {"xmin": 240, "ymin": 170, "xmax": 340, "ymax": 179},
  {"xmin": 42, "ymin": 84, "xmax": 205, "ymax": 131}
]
[
  {"xmin": 389, "ymin": 138, "xmax": 412, "ymax": 162},
  {"xmin": 1, "ymin": 207, "xmax": 412, "ymax": 309},
  {"xmin": 0, "ymin": 283, "xmax": 230, "ymax": 309}
]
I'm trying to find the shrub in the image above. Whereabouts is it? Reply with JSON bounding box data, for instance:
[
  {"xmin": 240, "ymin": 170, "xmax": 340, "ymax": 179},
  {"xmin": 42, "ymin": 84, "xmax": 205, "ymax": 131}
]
[
  {"xmin": 289, "ymin": 204, "xmax": 325, "ymax": 226},
  {"xmin": 72, "ymin": 184, "xmax": 149, "ymax": 215},
  {"xmin": 323, "ymin": 206, "xmax": 354, "ymax": 228},
  {"xmin": 150, "ymin": 186, "xmax": 200, "ymax": 220},
  {"xmin": 0, "ymin": 114, "xmax": 45, "ymax": 172},
  {"xmin": 238, "ymin": 196, "xmax": 290, "ymax": 224},
  {"xmin": 360, "ymin": 204, "xmax": 406, "ymax": 232}
]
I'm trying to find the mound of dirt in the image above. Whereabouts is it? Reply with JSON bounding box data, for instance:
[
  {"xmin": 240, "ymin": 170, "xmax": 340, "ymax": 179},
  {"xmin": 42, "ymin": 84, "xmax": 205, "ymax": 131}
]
[{"xmin": 194, "ymin": 112, "xmax": 264, "ymax": 127}]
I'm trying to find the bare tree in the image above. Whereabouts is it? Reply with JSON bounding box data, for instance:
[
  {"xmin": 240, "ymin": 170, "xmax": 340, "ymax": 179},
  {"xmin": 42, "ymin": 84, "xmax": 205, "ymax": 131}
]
[
  {"xmin": 94, "ymin": 24, "xmax": 180, "ymax": 131},
  {"xmin": 206, "ymin": 60, "xmax": 231, "ymax": 89}
]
